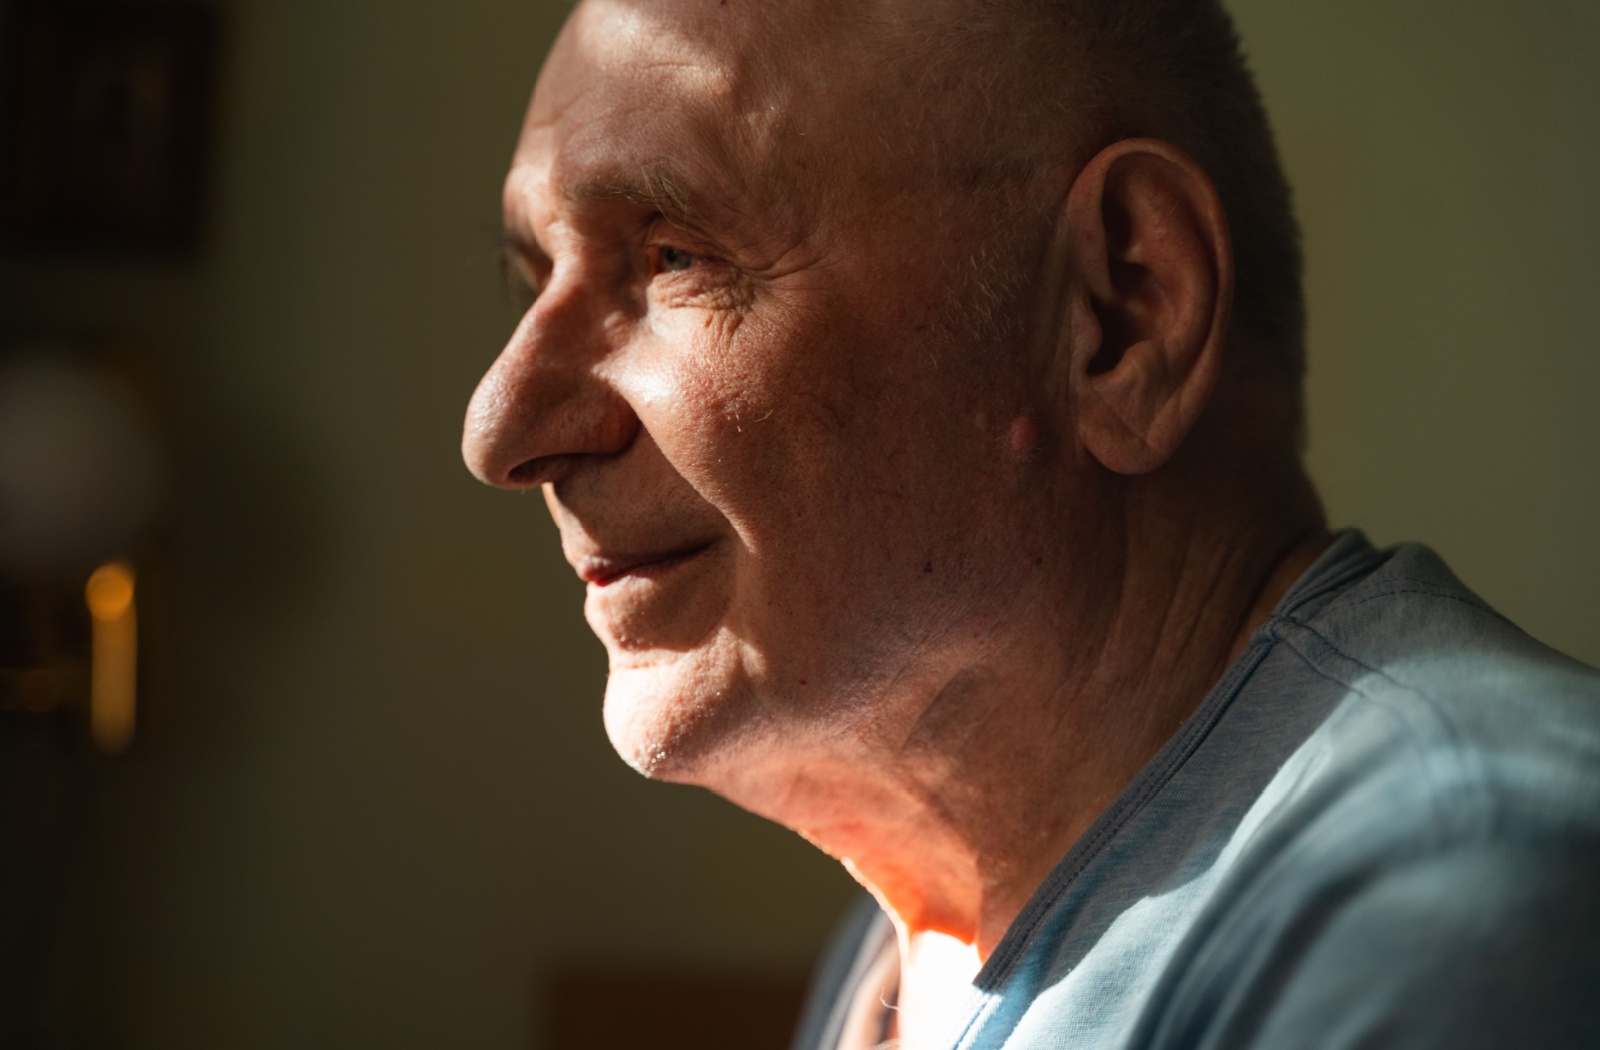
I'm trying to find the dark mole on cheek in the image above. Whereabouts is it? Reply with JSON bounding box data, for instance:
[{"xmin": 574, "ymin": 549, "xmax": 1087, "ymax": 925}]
[{"xmin": 924, "ymin": 561, "xmax": 934, "ymax": 574}]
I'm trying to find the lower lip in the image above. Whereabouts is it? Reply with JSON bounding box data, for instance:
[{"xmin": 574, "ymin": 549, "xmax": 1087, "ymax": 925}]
[{"xmin": 589, "ymin": 544, "xmax": 712, "ymax": 588}]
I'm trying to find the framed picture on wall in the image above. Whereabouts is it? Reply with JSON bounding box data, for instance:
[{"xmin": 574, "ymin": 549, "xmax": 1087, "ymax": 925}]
[{"xmin": 2, "ymin": 2, "xmax": 220, "ymax": 254}]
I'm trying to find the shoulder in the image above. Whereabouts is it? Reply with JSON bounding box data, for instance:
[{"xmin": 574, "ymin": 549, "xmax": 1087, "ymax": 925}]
[
  {"xmin": 1139, "ymin": 827, "xmax": 1600, "ymax": 1048},
  {"xmin": 1260, "ymin": 538, "xmax": 1600, "ymax": 837},
  {"xmin": 1138, "ymin": 539, "xmax": 1600, "ymax": 1048}
]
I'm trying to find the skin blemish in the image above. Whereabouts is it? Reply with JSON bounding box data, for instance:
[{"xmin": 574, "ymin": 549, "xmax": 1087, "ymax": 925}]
[
  {"xmin": 1008, "ymin": 416, "xmax": 1042, "ymax": 458},
  {"xmin": 924, "ymin": 561, "xmax": 934, "ymax": 574}
]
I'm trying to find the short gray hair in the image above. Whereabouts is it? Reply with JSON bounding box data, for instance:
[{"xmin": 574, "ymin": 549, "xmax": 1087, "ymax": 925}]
[{"xmin": 894, "ymin": 0, "xmax": 1305, "ymax": 425}]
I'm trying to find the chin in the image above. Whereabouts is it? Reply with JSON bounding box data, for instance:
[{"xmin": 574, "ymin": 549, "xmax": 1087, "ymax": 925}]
[{"xmin": 599, "ymin": 642, "xmax": 766, "ymax": 783}]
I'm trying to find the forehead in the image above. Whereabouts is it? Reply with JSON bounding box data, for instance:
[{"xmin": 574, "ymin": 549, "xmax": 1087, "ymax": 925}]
[{"xmin": 505, "ymin": 0, "xmax": 927, "ymax": 234}]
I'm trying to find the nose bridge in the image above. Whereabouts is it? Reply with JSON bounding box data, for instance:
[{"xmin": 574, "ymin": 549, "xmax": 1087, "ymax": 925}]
[{"xmin": 462, "ymin": 271, "xmax": 638, "ymax": 488}]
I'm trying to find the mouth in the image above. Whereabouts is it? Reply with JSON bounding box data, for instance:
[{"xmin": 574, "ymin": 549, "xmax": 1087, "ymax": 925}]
[{"xmin": 575, "ymin": 541, "xmax": 715, "ymax": 587}]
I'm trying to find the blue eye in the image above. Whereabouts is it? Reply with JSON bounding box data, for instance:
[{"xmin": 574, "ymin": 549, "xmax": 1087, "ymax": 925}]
[{"xmin": 658, "ymin": 246, "xmax": 695, "ymax": 272}]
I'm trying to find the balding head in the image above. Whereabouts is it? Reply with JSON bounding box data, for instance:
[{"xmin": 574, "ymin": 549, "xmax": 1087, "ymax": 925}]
[
  {"xmin": 560, "ymin": 0, "xmax": 1305, "ymax": 439},
  {"xmin": 465, "ymin": 0, "xmax": 1328, "ymax": 957},
  {"xmin": 466, "ymin": 0, "xmax": 1315, "ymax": 788}
]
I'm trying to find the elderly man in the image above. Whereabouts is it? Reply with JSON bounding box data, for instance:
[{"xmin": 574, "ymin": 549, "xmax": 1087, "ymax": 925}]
[{"xmin": 463, "ymin": 0, "xmax": 1600, "ymax": 1046}]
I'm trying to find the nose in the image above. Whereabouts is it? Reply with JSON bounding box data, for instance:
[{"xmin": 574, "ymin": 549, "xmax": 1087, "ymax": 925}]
[{"xmin": 462, "ymin": 282, "xmax": 640, "ymax": 489}]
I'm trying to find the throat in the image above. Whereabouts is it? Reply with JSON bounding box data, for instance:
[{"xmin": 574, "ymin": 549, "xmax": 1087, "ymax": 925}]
[{"xmin": 895, "ymin": 929, "xmax": 983, "ymax": 1050}]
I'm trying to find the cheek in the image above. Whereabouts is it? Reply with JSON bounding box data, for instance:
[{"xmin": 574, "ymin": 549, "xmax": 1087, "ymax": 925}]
[
  {"xmin": 630, "ymin": 307, "xmax": 827, "ymax": 507},
  {"xmin": 629, "ymin": 291, "xmax": 1020, "ymax": 631},
  {"xmin": 663, "ymin": 302, "xmax": 989, "ymax": 548}
]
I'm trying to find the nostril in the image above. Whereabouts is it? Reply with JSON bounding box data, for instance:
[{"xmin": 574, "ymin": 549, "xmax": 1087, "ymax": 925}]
[{"xmin": 506, "ymin": 454, "xmax": 566, "ymax": 488}]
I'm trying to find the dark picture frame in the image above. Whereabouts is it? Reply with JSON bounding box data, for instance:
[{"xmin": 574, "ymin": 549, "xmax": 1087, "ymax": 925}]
[{"xmin": 2, "ymin": 2, "xmax": 219, "ymax": 254}]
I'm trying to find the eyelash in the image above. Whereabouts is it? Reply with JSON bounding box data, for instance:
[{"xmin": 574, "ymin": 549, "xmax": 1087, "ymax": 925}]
[
  {"xmin": 645, "ymin": 214, "xmax": 721, "ymax": 279},
  {"xmin": 499, "ymin": 250, "xmax": 542, "ymax": 311}
]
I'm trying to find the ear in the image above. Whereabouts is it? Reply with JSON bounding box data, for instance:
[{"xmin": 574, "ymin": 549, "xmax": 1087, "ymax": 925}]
[{"xmin": 1061, "ymin": 139, "xmax": 1233, "ymax": 475}]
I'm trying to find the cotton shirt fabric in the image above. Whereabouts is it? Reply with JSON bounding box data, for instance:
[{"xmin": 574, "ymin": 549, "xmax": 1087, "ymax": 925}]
[{"xmin": 791, "ymin": 532, "xmax": 1600, "ymax": 1050}]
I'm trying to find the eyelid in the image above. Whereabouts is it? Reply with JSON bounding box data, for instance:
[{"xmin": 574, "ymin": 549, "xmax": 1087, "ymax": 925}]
[
  {"xmin": 648, "ymin": 245, "xmax": 702, "ymax": 277},
  {"xmin": 644, "ymin": 214, "xmax": 727, "ymax": 262}
]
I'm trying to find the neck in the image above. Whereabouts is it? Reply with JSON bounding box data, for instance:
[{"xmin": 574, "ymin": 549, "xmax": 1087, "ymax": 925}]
[{"xmin": 717, "ymin": 465, "xmax": 1328, "ymax": 968}]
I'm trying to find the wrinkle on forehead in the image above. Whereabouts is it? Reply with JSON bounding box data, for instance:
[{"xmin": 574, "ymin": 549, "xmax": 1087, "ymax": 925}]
[
  {"xmin": 542, "ymin": 0, "xmax": 937, "ymax": 131},
  {"xmin": 508, "ymin": 0, "xmax": 1047, "ymax": 260},
  {"xmin": 511, "ymin": 0, "xmax": 863, "ymax": 244}
]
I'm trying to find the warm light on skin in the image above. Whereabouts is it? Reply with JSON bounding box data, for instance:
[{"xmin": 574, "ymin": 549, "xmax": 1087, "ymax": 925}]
[
  {"xmin": 468, "ymin": 0, "xmax": 1330, "ymax": 1006},
  {"xmin": 86, "ymin": 561, "xmax": 137, "ymax": 754}
]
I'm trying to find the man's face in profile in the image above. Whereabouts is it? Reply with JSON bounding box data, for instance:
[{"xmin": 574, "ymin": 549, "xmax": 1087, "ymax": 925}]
[{"xmin": 465, "ymin": 0, "xmax": 1065, "ymax": 792}]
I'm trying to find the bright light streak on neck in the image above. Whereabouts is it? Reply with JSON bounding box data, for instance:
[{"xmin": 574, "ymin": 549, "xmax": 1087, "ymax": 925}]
[{"xmin": 86, "ymin": 561, "xmax": 137, "ymax": 754}]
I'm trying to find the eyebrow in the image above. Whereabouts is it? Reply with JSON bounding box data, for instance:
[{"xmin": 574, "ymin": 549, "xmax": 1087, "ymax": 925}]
[
  {"xmin": 500, "ymin": 154, "xmax": 767, "ymax": 265},
  {"xmin": 566, "ymin": 161, "xmax": 701, "ymax": 224},
  {"xmin": 498, "ymin": 163, "xmax": 707, "ymax": 263}
]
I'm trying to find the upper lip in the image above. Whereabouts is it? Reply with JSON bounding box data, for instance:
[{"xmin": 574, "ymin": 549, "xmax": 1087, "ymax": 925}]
[{"xmin": 573, "ymin": 541, "xmax": 714, "ymax": 586}]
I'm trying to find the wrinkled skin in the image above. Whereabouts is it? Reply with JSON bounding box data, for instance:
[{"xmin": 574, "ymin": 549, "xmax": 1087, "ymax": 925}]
[
  {"xmin": 468, "ymin": 0, "xmax": 1071, "ymax": 787},
  {"xmin": 464, "ymin": 0, "xmax": 1327, "ymax": 1037}
]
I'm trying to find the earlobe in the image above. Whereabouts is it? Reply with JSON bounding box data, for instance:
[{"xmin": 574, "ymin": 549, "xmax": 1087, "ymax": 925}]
[{"xmin": 1061, "ymin": 139, "xmax": 1233, "ymax": 476}]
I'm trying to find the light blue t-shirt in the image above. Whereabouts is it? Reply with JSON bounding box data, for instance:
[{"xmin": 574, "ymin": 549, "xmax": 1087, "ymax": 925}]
[{"xmin": 794, "ymin": 532, "xmax": 1600, "ymax": 1049}]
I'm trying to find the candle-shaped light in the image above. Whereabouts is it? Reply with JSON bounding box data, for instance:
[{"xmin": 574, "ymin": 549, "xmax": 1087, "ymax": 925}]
[{"xmin": 86, "ymin": 561, "xmax": 137, "ymax": 754}]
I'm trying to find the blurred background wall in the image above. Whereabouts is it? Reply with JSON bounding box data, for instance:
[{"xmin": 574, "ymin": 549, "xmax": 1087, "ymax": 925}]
[
  {"xmin": 0, "ymin": 0, "xmax": 1594, "ymax": 1046},
  {"xmin": 1237, "ymin": 0, "xmax": 1600, "ymax": 666}
]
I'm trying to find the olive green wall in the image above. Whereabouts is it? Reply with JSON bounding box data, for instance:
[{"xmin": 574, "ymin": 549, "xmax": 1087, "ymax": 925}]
[
  {"xmin": 0, "ymin": 1, "xmax": 1594, "ymax": 1047},
  {"xmin": 1229, "ymin": 0, "xmax": 1600, "ymax": 665}
]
